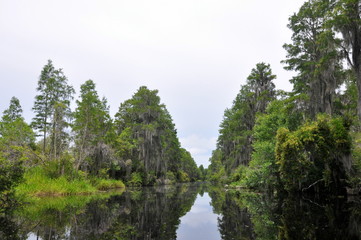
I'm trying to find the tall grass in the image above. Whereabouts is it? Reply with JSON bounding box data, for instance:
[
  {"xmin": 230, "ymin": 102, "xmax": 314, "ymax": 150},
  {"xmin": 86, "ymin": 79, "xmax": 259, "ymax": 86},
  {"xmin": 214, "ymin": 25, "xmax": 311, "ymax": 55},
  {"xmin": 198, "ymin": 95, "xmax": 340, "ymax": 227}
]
[{"xmin": 16, "ymin": 166, "xmax": 124, "ymax": 197}]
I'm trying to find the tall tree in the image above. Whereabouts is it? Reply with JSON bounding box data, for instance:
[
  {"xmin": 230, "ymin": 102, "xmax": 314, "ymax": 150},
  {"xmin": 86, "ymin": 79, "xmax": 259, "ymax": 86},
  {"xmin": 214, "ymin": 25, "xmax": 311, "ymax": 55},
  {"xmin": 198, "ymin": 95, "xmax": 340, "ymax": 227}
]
[
  {"xmin": 115, "ymin": 86, "xmax": 172, "ymax": 183},
  {"xmin": 73, "ymin": 80, "xmax": 113, "ymax": 175},
  {"xmin": 283, "ymin": 0, "xmax": 343, "ymax": 117},
  {"xmin": 215, "ymin": 63, "xmax": 276, "ymax": 173},
  {"xmin": 2, "ymin": 96, "xmax": 22, "ymax": 123},
  {"xmin": 115, "ymin": 86, "xmax": 197, "ymax": 184},
  {"xmin": 0, "ymin": 97, "xmax": 35, "ymax": 147},
  {"xmin": 31, "ymin": 60, "xmax": 74, "ymax": 153},
  {"xmin": 247, "ymin": 63, "xmax": 276, "ymax": 114}
]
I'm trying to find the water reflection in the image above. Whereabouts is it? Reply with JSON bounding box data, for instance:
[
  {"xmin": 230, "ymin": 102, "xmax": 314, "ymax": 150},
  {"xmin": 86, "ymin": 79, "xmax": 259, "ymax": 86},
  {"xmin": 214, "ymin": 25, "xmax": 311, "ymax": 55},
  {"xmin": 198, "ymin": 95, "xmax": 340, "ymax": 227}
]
[
  {"xmin": 209, "ymin": 187, "xmax": 361, "ymax": 240},
  {"xmin": 15, "ymin": 184, "xmax": 201, "ymax": 240},
  {"xmin": 177, "ymin": 192, "xmax": 221, "ymax": 240},
  {"xmin": 2, "ymin": 183, "xmax": 361, "ymax": 239}
]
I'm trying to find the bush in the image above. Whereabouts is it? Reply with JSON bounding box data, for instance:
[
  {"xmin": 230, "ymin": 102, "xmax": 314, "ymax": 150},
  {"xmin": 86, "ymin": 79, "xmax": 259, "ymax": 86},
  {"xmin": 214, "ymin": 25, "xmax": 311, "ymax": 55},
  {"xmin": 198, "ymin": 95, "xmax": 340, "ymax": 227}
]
[
  {"xmin": 166, "ymin": 171, "xmax": 176, "ymax": 183},
  {"xmin": 276, "ymin": 115, "xmax": 351, "ymax": 194},
  {"xmin": 178, "ymin": 170, "xmax": 190, "ymax": 183},
  {"xmin": 128, "ymin": 172, "xmax": 143, "ymax": 187},
  {"xmin": 94, "ymin": 178, "xmax": 125, "ymax": 190},
  {"xmin": 0, "ymin": 153, "xmax": 24, "ymax": 212}
]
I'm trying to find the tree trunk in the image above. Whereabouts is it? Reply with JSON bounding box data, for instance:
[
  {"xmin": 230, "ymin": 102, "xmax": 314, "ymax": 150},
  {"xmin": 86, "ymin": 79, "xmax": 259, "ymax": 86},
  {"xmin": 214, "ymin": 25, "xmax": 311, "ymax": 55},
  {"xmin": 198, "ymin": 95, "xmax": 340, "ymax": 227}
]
[
  {"xmin": 356, "ymin": 55, "xmax": 361, "ymax": 119},
  {"xmin": 43, "ymin": 119, "xmax": 47, "ymax": 153}
]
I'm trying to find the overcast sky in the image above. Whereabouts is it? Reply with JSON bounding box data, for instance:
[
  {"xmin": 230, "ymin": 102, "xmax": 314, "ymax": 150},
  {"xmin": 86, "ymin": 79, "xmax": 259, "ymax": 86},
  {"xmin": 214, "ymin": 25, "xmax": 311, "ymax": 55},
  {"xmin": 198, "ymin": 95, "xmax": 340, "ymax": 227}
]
[{"xmin": 0, "ymin": 0, "xmax": 305, "ymax": 167}]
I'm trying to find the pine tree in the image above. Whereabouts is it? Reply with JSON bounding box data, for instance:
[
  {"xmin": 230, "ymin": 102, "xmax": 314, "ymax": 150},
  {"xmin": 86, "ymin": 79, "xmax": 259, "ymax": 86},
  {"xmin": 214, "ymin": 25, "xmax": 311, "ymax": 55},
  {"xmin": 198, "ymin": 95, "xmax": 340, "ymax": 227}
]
[
  {"xmin": 2, "ymin": 96, "xmax": 22, "ymax": 123},
  {"xmin": 31, "ymin": 60, "xmax": 74, "ymax": 153},
  {"xmin": 0, "ymin": 97, "xmax": 34, "ymax": 147}
]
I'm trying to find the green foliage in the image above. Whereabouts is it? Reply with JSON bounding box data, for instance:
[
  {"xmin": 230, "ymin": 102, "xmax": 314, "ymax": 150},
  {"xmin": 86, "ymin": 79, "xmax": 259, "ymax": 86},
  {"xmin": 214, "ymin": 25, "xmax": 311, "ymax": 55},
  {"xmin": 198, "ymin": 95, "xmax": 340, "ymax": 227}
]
[
  {"xmin": 0, "ymin": 98, "xmax": 37, "ymax": 212},
  {"xmin": 165, "ymin": 171, "xmax": 176, "ymax": 184},
  {"xmin": 282, "ymin": 0, "xmax": 342, "ymax": 116},
  {"xmin": 0, "ymin": 154, "xmax": 24, "ymax": 212},
  {"xmin": 128, "ymin": 172, "xmax": 143, "ymax": 187},
  {"xmin": 276, "ymin": 115, "xmax": 351, "ymax": 194},
  {"xmin": 179, "ymin": 148, "xmax": 200, "ymax": 181},
  {"xmin": 244, "ymin": 95, "xmax": 305, "ymax": 191},
  {"xmin": 198, "ymin": 164, "xmax": 207, "ymax": 181},
  {"xmin": 115, "ymin": 86, "xmax": 199, "ymax": 184},
  {"xmin": 31, "ymin": 60, "xmax": 74, "ymax": 153},
  {"xmin": 93, "ymin": 178, "xmax": 125, "ymax": 190},
  {"xmin": 1, "ymin": 97, "xmax": 22, "ymax": 123},
  {"xmin": 208, "ymin": 149, "xmax": 226, "ymax": 183},
  {"xmin": 16, "ymin": 167, "xmax": 96, "ymax": 196},
  {"xmin": 228, "ymin": 165, "xmax": 247, "ymax": 185},
  {"xmin": 177, "ymin": 170, "xmax": 190, "ymax": 183},
  {"xmin": 0, "ymin": 97, "xmax": 35, "ymax": 148},
  {"xmin": 332, "ymin": 0, "xmax": 361, "ymax": 118},
  {"xmin": 350, "ymin": 132, "xmax": 361, "ymax": 188},
  {"xmin": 210, "ymin": 63, "xmax": 276, "ymax": 180},
  {"xmin": 73, "ymin": 80, "xmax": 114, "ymax": 176},
  {"xmin": 114, "ymin": 127, "xmax": 136, "ymax": 160},
  {"xmin": 42, "ymin": 153, "xmax": 76, "ymax": 179},
  {"xmin": 16, "ymin": 166, "xmax": 124, "ymax": 197}
]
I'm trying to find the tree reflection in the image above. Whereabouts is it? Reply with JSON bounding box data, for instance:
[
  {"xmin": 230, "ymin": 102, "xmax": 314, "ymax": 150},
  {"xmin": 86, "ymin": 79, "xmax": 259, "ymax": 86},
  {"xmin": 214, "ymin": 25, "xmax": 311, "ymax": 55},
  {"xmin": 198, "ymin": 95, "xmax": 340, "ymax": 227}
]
[
  {"xmin": 8, "ymin": 184, "xmax": 200, "ymax": 240},
  {"xmin": 3, "ymin": 184, "xmax": 361, "ymax": 239},
  {"xmin": 278, "ymin": 196, "xmax": 361, "ymax": 240},
  {"xmin": 209, "ymin": 188, "xmax": 259, "ymax": 240},
  {"xmin": 208, "ymin": 188, "xmax": 361, "ymax": 240}
]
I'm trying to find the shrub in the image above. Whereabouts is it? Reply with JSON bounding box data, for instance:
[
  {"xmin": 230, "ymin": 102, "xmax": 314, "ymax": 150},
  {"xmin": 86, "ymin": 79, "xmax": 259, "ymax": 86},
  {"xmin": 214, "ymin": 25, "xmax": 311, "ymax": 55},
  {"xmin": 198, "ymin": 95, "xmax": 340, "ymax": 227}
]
[
  {"xmin": 128, "ymin": 172, "xmax": 143, "ymax": 187},
  {"xmin": 276, "ymin": 115, "xmax": 351, "ymax": 194}
]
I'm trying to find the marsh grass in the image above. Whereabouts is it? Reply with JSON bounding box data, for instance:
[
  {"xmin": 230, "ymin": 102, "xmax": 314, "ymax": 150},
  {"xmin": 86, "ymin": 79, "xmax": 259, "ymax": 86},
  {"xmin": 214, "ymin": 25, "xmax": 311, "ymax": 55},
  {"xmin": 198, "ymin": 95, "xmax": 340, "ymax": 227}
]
[{"xmin": 16, "ymin": 166, "xmax": 125, "ymax": 197}]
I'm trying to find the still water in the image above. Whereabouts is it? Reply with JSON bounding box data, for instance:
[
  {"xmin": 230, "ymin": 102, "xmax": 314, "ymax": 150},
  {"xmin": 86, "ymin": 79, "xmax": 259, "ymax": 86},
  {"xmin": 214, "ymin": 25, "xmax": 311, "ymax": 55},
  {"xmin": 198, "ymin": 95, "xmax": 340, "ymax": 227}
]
[
  {"xmin": 1, "ymin": 183, "xmax": 361, "ymax": 239},
  {"xmin": 177, "ymin": 192, "xmax": 221, "ymax": 240}
]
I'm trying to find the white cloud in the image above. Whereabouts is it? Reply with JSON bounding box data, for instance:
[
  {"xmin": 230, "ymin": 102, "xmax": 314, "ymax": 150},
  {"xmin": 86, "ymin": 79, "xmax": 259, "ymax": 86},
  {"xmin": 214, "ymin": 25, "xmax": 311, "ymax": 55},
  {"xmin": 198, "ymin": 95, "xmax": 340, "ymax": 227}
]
[
  {"xmin": 179, "ymin": 135, "xmax": 217, "ymax": 167},
  {"xmin": 177, "ymin": 193, "xmax": 221, "ymax": 239}
]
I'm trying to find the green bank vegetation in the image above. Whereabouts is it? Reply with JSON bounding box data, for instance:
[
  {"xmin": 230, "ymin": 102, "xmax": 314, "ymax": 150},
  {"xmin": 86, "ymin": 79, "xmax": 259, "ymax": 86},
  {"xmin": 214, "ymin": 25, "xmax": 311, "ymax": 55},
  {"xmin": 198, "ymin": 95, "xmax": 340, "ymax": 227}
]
[
  {"xmin": 0, "ymin": 61, "xmax": 201, "ymax": 203},
  {"xmin": 16, "ymin": 166, "xmax": 125, "ymax": 197},
  {"xmin": 208, "ymin": 0, "xmax": 361, "ymax": 197}
]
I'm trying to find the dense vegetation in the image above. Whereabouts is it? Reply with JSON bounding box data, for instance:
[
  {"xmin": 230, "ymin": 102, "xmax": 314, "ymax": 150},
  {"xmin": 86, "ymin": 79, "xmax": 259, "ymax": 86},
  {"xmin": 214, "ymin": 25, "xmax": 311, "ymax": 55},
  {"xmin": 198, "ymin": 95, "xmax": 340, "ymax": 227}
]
[
  {"xmin": 0, "ymin": 60, "xmax": 200, "ymax": 203},
  {"xmin": 208, "ymin": 0, "xmax": 361, "ymax": 196}
]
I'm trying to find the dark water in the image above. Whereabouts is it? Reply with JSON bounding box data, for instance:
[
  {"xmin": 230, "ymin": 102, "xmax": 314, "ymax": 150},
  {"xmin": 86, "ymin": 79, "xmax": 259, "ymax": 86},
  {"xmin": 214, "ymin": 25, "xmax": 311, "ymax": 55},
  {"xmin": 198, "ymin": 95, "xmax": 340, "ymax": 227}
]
[{"xmin": 1, "ymin": 183, "xmax": 361, "ymax": 239}]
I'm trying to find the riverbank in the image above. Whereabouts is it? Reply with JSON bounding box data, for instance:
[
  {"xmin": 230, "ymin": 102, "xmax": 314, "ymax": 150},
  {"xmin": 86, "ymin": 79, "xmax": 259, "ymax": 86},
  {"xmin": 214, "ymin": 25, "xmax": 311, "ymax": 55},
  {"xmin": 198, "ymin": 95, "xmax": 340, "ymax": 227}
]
[{"xmin": 16, "ymin": 167, "xmax": 125, "ymax": 197}]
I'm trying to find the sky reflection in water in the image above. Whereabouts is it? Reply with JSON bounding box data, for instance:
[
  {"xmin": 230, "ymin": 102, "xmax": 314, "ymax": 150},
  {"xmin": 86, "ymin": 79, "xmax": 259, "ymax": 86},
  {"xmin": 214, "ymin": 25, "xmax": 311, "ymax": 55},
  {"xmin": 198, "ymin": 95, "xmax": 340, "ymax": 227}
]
[{"xmin": 177, "ymin": 192, "xmax": 221, "ymax": 240}]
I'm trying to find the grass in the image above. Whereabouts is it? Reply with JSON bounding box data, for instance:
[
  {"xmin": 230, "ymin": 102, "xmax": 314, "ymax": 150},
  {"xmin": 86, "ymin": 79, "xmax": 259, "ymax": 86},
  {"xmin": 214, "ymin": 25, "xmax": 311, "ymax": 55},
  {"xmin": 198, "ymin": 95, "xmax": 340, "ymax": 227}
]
[
  {"xmin": 16, "ymin": 166, "xmax": 125, "ymax": 197},
  {"xmin": 93, "ymin": 178, "xmax": 125, "ymax": 190}
]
